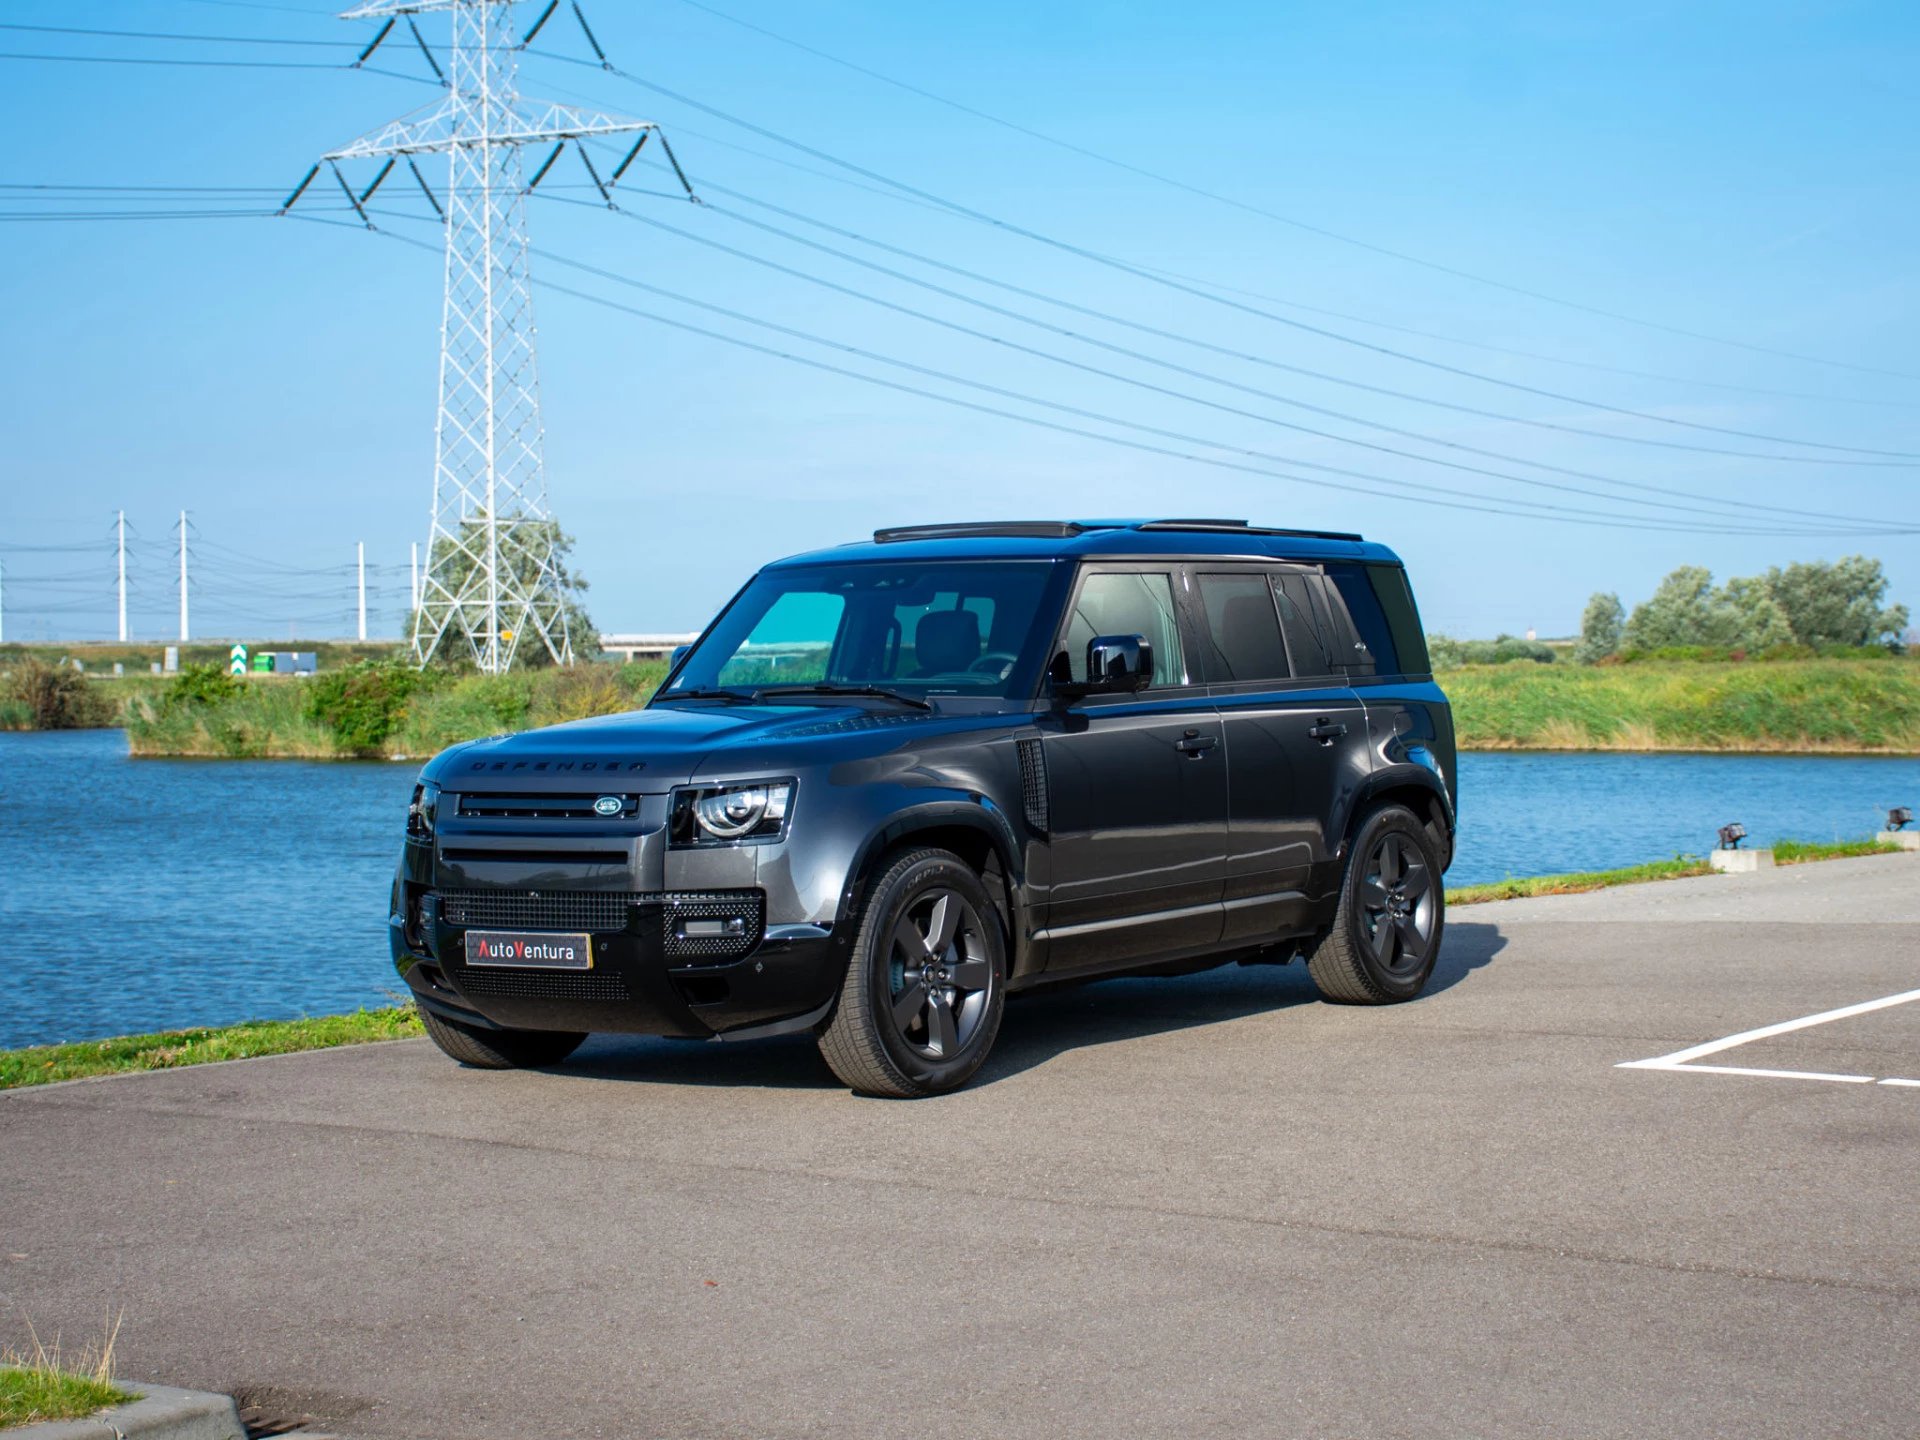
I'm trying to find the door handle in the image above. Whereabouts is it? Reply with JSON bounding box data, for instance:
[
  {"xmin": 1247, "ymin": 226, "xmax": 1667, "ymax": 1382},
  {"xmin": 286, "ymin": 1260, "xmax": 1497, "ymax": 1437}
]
[
  {"xmin": 1175, "ymin": 734, "xmax": 1218, "ymax": 757},
  {"xmin": 1308, "ymin": 721, "xmax": 1348, "ymax": 743}
]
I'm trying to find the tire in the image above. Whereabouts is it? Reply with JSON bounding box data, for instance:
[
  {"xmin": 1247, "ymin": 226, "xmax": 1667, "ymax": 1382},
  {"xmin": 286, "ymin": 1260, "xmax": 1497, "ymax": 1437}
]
[
  {"xmin": 817, "ymin": 847, "xmax": 1008, "ymax": 1098},
  {"xmin": 1306, "ymin": 804, "xmax": 1445, "ymax": 1005},
  {"xmin": 418, "ymin": 1005, "xmax": 587, "ymax": 1070}
]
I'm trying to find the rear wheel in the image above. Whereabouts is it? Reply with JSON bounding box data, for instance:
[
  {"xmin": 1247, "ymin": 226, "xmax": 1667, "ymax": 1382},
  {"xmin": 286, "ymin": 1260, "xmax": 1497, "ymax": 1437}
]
[
  {"xmin": 1306, "ymin": 804, "xmax": 1444, "ymax": 1005},
  {"xmin": 817, "ymin": 847, "xmax": 1007, "ymax": 1097},
  {"xmin": 418, "ymin": 1005, "xmax": 586, "ymax": 1070}
]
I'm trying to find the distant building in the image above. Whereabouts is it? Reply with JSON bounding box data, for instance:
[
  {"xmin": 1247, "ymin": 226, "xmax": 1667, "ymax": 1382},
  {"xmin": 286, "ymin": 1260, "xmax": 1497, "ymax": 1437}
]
[{"xmin": 600, "ymin": 632, "xmax": 700, "ymax": 663}]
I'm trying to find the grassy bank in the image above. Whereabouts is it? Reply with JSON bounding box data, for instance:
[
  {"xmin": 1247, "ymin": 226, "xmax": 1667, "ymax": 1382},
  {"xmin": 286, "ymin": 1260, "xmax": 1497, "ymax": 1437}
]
[
  {"xmin": 0, "ymin": 1008, "xmax": 422, "ymax": 1091},
  {"xmin": 116, "ymin": 659, "xmax": 670, "ymax": 759},
  {"xmin": 9, "ymin": 652, "xmax": 1916, "ymax": 758},
  {"xmin": 1444, "ymin": 657, "xmax": 1920, "ymax": 753}
]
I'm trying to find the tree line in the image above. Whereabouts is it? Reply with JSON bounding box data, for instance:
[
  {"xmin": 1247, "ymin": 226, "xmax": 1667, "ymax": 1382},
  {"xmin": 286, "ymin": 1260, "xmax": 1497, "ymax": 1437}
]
[
  {"xmin": 1428, "ymin": 556, "xmax": 1909, "ymax": 668},
  {"xmin": 1576, "ymin": 556, "xmax": 1908, "ymax": 663}
]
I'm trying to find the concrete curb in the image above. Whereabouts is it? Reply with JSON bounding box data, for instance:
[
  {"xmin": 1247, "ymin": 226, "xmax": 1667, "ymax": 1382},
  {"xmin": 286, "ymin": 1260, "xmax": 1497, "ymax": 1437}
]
[{"xmin": 10, "ymin": 1383, "xmax": 245, "ymax": 1440}]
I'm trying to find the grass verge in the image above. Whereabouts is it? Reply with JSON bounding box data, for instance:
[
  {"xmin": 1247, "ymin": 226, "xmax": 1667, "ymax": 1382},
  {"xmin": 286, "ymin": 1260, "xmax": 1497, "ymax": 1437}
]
[
  {"xmin": 1445, "ymin": 835, "xmax": 1905, "ymax": 905},
  {"xmin": 0, "ymin": 1007, "xmax": 422, "ymax": 1092},
  {"xmin": 1771, "ymin": 837, "xmax": 1902, "ymax": 864},
  {"xmin": 1445, "ymin": 856, "xmax": 1712, "ymax": 906},
  {"xmin": 1, "ymin": 1319, "xmax": 134, "ymax": 1430}
]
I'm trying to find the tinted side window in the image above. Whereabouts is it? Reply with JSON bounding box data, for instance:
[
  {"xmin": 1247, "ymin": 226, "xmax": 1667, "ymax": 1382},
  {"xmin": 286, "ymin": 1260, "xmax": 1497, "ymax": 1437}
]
[
  {"xmin": 1273, "ymin": 573, "xmax": 1336, "ymax": 677},
  {"xmin": 1366, "ymin": 564, "xmax": 1430, "ymax": 675},
  {"xmin": 1196, "ymin": 572, "xmax": 1290, "ymax": 683},
  {"xmin": 1063, "ymin": 571, "xmax": 1188, "ymax": 687},
  {"xmin": 1325, "ymin": 565, "xmax": 1393, "ymax": 676}
]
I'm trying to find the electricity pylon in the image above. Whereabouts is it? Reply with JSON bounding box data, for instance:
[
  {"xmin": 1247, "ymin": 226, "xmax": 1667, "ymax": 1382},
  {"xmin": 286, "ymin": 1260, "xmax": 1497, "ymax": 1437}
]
[{"xmin": 286, "ymin": 0, "xmax": 691, "ymax": 671}]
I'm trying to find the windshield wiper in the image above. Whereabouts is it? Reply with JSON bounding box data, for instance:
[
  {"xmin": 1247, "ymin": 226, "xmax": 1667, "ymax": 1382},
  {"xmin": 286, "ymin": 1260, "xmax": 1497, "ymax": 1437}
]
[{"xmin": 751, "ymin": 683, "xmax": 934, "ymax": 712}]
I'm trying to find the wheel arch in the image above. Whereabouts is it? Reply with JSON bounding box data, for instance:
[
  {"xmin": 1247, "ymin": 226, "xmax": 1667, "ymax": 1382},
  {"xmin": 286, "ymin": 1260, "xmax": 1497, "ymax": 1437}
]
[
  {"xmin": 1349, "ymin": 766, "xmax": 1455, "ymax": 871},
  {"xmin": 833, "ymin": 800, "xmax": 1025, "ymax": 961}
]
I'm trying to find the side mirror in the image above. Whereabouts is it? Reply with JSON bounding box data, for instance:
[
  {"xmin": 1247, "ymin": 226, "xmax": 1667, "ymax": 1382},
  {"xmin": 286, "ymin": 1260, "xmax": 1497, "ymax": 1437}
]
[
  {"xmin": 668, "ymin": 645, "xmax": 691, "ymax": 672},
  {"xmin": 1055, "ymin": 634, "xmax": 1154, "ymax": 698}
]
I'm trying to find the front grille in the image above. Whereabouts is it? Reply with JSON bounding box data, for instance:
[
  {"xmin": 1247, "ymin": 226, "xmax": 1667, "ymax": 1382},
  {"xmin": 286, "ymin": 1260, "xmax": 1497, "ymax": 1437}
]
[
  {"xmin": 452, "ymin": 967, "xmax": 632, "ymax": 1001},
  {"xmin": 438, "ymin": 890, "xmax": 638, "ymax": 932},
  {"xmin": 455, "ymin": 792, "xmax": 641, "ymax": 819},
  {"xmin": 432, "ymin": 888, "xmax": 765, "ymax": 963}
]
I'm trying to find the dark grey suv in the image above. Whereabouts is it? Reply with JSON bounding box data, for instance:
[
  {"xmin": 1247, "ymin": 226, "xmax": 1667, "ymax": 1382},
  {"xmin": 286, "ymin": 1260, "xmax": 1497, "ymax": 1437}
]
[{"xmin": 390, "ymin": 519, "xmax": 1456, "ymax": 1096}]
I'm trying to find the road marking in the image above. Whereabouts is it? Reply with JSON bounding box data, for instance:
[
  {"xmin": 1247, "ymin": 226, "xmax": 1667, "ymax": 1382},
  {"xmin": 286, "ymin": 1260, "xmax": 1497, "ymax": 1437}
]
[{"xmin": 1618, "ymin": 987, "xmax": 1920, "ymax": 1088}]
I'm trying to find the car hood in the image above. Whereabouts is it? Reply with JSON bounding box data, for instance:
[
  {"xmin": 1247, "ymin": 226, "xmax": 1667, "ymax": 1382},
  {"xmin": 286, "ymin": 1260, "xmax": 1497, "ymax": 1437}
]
[{"xmin": 420, "ymin": 700, "xmax": 945, "ymax": 792}]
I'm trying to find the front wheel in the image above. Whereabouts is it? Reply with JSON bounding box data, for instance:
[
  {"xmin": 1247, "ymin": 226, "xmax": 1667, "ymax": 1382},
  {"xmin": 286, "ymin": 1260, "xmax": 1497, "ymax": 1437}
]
[
  {"xmin": 817, "ymin": 848, "xmax": 1007, "ymax": 1097},
  {"xmin": 1306, "ymin": 804, "xmax": 1444, "ymax": 1004},
  {"xmin": 418, "ymin": 1005, "xmax": 586, "ymax": 1069}
]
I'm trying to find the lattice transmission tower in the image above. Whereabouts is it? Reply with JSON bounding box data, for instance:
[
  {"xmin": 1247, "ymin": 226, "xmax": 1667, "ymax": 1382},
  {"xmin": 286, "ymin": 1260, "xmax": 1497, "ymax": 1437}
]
[{"xmin": 286, "ymin": 0, "xmax": 691, "ymax": 671}]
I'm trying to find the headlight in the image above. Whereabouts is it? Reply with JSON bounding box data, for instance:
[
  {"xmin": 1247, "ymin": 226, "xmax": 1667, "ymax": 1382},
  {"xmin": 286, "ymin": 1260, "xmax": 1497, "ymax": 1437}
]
[
  {"xmin": 407, "ymin": 779, "xmax": 440, "ymax": 841},
  {"xmin": 671, "ymin": 780, "xmax": 794, "ymax": 846}
]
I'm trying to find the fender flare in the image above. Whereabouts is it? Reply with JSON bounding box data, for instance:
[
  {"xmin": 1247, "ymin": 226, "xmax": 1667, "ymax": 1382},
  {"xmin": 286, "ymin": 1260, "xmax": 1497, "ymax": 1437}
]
[
  {"xmin": 833, "ymin": 795, "xmax": 1025, "ymax": 933},
  {"xmin": 1346, "ymin": 761, "xmax": 1456, "ymax": 861}
]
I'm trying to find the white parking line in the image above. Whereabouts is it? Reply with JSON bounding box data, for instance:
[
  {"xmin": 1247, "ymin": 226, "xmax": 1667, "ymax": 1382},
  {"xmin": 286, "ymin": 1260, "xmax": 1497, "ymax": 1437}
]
[{"xmin": 1618, "ymin": 987, "xmax": 1920, "ymax": 1087}]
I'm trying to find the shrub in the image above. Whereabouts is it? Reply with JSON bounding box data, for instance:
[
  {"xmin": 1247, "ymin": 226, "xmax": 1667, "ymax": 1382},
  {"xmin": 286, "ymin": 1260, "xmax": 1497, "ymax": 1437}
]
[
  {"xmin": 528, "ymin": 664, "xmax": 634, "ymax": 727},
  {"xmin": 306, "ymin": 660, "xmax": 428, "ymax": 754},
  {"xmin": 165, "ymin": 663, "xmax": 242, "ymax": 710},
  {"xmin": 1, "ymin": 660, "xmax": 111, "ymax": 729},
  {"xmin": 1428, "ymin": 633, "xmax": 1556, "ymax": 668}
]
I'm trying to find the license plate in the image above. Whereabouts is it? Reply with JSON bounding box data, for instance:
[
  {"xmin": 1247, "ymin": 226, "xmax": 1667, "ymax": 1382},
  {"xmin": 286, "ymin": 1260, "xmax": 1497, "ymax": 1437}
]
[{"xmin": 463, "ymin": 930, "xmax": 593, "ymax": 970}]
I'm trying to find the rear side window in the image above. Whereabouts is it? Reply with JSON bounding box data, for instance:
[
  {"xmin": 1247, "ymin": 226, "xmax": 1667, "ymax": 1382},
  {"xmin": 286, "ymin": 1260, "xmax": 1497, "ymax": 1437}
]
[
  {"xmin": 1365, "ymin": 564, "xmax": 1430, "ymax": 675},
  {"xmin": 1196, "ymin": 572, "xmax": 1290, "ymax": 683},
  {"xmin": 1324, "ymin": 565, "xmax": 1394, "ymax": 676},
  {"xmin": 1062, "ymin": 570, "xmax": 1188, "ymax": 687},
  {"xmin": 1273, "ymin": 573, "xmax": 1337, "ymax": 677}
]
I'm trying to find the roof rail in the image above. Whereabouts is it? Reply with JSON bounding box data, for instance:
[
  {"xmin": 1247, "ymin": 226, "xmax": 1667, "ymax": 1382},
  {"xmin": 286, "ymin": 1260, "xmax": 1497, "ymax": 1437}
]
[
  {"xmin": 873, "ymin": 520, "xmax": 1110, "ymax": 544},
  {"xmin": 1134, "ymin": 519, "xmax": 1365, "ymax": 542}
]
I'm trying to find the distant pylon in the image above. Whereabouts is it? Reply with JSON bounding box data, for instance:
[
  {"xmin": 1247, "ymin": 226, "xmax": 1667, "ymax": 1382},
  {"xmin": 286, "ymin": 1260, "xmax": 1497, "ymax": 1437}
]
[{"xmin": 287, "ymin": 0, "xmax": 693, "ymax": 672}]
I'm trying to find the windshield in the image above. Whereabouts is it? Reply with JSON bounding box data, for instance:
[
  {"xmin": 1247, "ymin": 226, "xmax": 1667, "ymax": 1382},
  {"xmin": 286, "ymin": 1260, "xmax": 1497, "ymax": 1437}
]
[{"xmin": 662, "ymin": 561, "xmax": 1058, "ymax": 700}]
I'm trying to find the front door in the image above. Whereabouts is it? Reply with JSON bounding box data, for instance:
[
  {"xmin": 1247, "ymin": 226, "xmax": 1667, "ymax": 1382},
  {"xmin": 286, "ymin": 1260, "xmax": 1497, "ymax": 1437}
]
[{"xmin": 1038, "ymin": 566, "xmax": 1227, "ymax": 974}]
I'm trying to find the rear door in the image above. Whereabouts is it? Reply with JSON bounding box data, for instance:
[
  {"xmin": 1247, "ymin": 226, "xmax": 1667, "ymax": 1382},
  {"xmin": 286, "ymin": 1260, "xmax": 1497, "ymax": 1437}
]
[
  {"xmin": 1037, "ymin": 564, "xmax": 1227, "ymax": 973},
  {"xmin": 1194, "ymin": 566, "xmax": 1371, "ymax": 942}
]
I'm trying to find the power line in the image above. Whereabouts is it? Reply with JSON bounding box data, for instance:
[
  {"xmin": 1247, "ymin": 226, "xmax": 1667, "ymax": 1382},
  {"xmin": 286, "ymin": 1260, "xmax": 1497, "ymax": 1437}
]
[
  {"xmin": 552, "ymin": 185, "xmax": 1913, "ymax": 532},
  {"xmin": 543, "ymin": 58, "xmax": 1920, "ymax": 460},
  {"xmin": 0, "ymin": 22, "xmax": 357, "ymax": 47},
  {"xmin": 0, "ymin": 51, "xmax": 436, "ymax": 83},
  {"xmin": 533, "ymin": 65, "xmax": 1911, "ymax": 415},
  {"xmin": 327, "ymin": 218, "xmax": 1907, "ymax": 538},
  {"xmin": 652, "ymin": 0, "xmax": 1917, "ymax": 384},
  {"xmin": 556, "ymin": 189, "xmax": 1904, "ymax": 533}
]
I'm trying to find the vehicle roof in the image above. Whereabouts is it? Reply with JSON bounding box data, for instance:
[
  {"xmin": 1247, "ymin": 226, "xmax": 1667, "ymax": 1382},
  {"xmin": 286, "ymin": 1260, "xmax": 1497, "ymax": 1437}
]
[{"xmin": 766, "ymin": 519, "xmax": 1403, "ymax": 570}]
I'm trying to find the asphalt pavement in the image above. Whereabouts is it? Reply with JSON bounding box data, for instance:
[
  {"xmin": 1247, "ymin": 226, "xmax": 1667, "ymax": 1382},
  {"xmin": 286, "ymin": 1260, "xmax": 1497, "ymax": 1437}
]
[{"xmin": 4, "ymin": 853, "xmax": 1918, "ymax": 1439}]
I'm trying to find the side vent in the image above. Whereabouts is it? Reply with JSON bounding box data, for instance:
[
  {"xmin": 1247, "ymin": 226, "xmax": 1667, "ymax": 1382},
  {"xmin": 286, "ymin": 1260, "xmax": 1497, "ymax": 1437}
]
[{"xmin": 1016, "ymin": 738, "xmax": 1049, "ymax": 835}]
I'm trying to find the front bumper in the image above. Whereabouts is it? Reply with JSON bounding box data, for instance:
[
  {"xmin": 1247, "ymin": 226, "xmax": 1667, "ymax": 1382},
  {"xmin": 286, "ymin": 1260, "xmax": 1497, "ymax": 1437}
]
[{"xmin": 391, "ymin": 865, "xmax": 843, "ymax": 1040}]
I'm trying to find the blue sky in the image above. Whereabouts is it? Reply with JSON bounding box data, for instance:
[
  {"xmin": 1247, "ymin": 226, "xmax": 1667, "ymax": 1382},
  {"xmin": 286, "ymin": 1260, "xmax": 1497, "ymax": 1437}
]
[{"xmin": 2, "ymin": 0, "xmax": 1916, "ymax": 643}]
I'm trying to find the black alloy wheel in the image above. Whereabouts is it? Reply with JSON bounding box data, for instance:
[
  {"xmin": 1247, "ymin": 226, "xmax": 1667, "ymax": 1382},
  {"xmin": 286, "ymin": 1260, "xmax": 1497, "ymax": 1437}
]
[
  {"xmin": 884, "ymin": 888, "xmax": 995, "ymax": 1061},
  {"xmin": 1305, "ymin": 804, "xmax": 1445, "ymax": 1004},
  {"xmin": 1357, "ymin": 829, "xmax": 1438, "ymax": 976},
  {"xmin": 817, "ymin": 847, "xmax": 1008, "ymax": 1097}
]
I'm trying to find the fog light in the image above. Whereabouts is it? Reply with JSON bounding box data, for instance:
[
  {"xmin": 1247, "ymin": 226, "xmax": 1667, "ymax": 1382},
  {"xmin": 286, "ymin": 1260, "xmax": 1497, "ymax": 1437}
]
[
  {"xmin": 1717, "ymin": 823, "xmax": 1747, "ymax": 851},
  {"xmin": 680, "ymin": 917, "xmax": 747, "ymax": 940}
]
